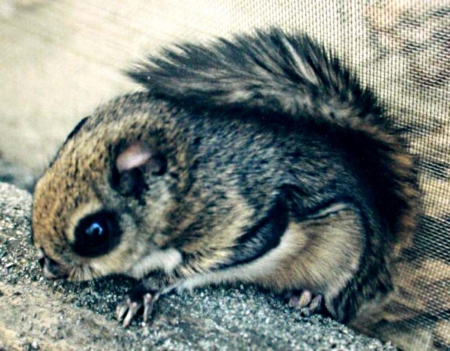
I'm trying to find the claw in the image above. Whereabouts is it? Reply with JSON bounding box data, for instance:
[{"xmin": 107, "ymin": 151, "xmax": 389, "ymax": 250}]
[
  {"xmin": 308, "ymin": 294, "xmax": 323, "ymax": 313},
  {"xmin": 289, "ymin": 290, "xmax": 312, "ymax": 309},
  {"xmin": 115, "ymin": 290, "xmax": 159, "ymax": 327},
  {"xmin": 143, "ymin": 293, "xmax": 155, "ymax": 323},
  {"xmin": 287, "ymin": 290, "xmax": 324, "ymax": 315},
  {"xmin": 116, "ymin": 298, "xmax": 130, "ymax": 322},
  {"xmin": 123, "ymin": 301, "xmax": 142, "ymax": 327},
  {"xmin": 298, "ymin": 290, "xmax": 313, "ymax": 308}
]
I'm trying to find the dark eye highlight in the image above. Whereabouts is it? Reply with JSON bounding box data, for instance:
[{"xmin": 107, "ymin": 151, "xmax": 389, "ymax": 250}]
[{"xmin": 73, "ymin": 211, "xmax": 121, "ymax": 257}]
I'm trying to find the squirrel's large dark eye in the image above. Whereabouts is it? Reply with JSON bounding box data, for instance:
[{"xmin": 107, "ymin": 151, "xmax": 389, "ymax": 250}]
[{"xmin": 73, "ymin": 211, "xmax": 121, "ymax": 257}]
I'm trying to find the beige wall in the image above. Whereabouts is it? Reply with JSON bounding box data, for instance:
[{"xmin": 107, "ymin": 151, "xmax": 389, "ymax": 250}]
[{"xmin": 0, "ymin": 0, "xmax": 372, "ymax": 171}]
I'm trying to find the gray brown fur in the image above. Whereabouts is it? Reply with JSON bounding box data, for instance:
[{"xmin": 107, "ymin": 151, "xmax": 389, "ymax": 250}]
[{"xmin": 32, "ymin": 29, "xmax": 420, "ymax": 337}]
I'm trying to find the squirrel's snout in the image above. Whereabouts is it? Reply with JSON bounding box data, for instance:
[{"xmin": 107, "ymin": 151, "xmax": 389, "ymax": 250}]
[{"xmin": 38, "ymin": 255, "xmax": 69, "ymax": 280}]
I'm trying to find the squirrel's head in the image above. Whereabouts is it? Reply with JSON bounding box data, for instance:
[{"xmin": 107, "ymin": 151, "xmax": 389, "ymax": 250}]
[{"xmin": 32, "ymin": 95, "xmax": 188, "ymax": 281}]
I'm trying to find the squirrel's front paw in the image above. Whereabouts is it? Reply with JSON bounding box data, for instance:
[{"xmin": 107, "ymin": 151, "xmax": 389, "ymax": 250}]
[
  {"xmin": 287, "ymin": 290, "xmax": 325, "ymax": 315},
  {"xmin": 116, "ymin": 286, "xmax": 160, "ymax": 327}
]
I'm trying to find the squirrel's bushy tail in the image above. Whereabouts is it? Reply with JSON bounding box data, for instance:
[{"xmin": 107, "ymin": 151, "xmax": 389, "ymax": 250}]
[{"xmin": 129, "ymin": 29, "xmax": 419, "ymax": 254}]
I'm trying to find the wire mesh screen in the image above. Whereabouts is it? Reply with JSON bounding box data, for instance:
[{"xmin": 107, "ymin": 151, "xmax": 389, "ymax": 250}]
[{"xmin": 0, "ymin": 0, "xmax": 448, "ymax": 350}]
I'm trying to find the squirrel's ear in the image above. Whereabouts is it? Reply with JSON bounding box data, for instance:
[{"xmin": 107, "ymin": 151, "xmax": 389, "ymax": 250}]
[
  {"xmin": 116, "ymin": 143, "xmax": 153, "ymax": 172},
  {"xmin": 112, "ymin": 142, "xmax": 167, "ymax": 196}
]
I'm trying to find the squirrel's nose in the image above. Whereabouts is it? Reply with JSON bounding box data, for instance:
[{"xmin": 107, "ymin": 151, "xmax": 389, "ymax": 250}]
[
  {"xmin": 38, "ymin": 255, "xmax": 45, "ymax": 269},
  {"xmin": 39, "ymin": 256, "xmax": 69, "ymax": 280}
]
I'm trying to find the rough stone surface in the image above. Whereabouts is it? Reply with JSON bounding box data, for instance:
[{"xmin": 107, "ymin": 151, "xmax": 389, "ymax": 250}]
[{"xmin": 0, "ymin": 182, "xmax": 397, "ymax": 351}]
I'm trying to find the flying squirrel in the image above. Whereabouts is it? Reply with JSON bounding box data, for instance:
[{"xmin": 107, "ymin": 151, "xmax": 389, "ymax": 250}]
[{"xmin": 31, "ymin": 29, "xmax": 420, "ymax": 333}]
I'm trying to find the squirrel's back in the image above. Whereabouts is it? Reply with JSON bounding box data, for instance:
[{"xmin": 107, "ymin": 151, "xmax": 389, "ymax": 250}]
[{"xmin": 129, "ymin": 29, "xmax": 419, "ymax": 256}]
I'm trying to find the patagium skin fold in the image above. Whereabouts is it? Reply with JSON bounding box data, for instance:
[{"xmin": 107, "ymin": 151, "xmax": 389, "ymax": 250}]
[{"xmin": 32, "ymin": 29, "xmax": 419, "ymax": 334}]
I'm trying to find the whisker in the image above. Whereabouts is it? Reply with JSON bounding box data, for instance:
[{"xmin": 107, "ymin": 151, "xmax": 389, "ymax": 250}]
[{"xmin": 83, "ymin": 265, "xmax": 94, "ymax": 280}]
